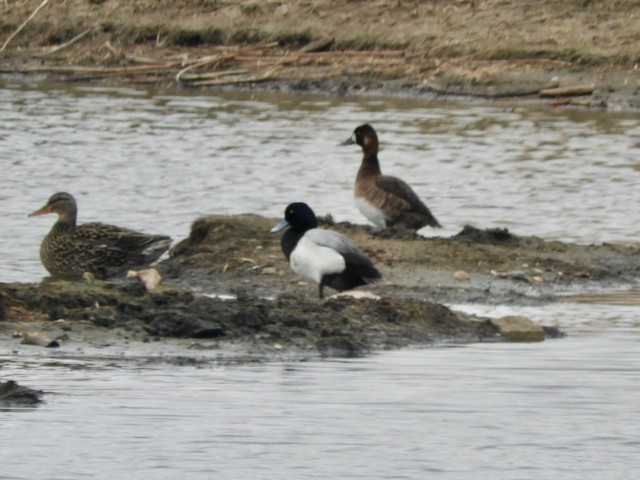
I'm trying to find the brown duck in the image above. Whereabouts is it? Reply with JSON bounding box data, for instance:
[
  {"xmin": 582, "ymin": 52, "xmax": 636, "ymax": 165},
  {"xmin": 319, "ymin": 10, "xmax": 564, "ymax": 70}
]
[
  {"xmin": 29, "ymin": 192, "xmax": 172, "ymax": 279},
  {"xmin": 341, "ymin": 124, "xmax": 441, "ymax": 231}
]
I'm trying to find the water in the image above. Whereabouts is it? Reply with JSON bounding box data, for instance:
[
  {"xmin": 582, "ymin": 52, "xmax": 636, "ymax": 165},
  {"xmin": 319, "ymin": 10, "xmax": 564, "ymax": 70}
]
[
  {"xmin": 2, "ymin": 304, "xmax": 639, "ymax": 479},
  {"xmin": 1, "ymin": 82, "xmax": 639, "ymax": 282},
  {"xmin": 1, "ymin": 82, "xmax": 639, "ymax": 479}
]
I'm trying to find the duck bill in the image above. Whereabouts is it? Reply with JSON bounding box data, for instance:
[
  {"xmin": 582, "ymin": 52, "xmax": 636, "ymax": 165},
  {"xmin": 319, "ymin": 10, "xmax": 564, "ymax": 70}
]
[
  {"xmin": 339, "ymin": 137, "xmax": 355, "ymax": 146},
  {"xmin": 270, "ymin": 218, "xmax": 289, "ymax": 233},
  {"xmin": 28, "ymin": 205, "xmax": 53, "ymax": 217}
]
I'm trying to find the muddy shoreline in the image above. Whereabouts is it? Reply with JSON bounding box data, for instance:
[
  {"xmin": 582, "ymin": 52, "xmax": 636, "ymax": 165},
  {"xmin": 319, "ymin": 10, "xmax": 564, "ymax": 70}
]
[
  {"xmin": 2, "ymin": 0, "xmax": 640, "ymax": 109},
  {"xmin": 3, "ymin": 215, "xmax": 639, "ymax": 366}
]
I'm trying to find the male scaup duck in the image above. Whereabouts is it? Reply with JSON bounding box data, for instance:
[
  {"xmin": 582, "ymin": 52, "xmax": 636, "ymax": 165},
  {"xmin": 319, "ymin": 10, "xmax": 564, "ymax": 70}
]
[
  {"xmin": 29, "ymin": 192, "xmax": 172, "ymax": 279},
  {"xmin": 341, "ymin": 123, "xmax": 442, "ymax": 231},
  {"xmin": 271, "ymin": 202, "xmax": 382, "ymax": 298}
]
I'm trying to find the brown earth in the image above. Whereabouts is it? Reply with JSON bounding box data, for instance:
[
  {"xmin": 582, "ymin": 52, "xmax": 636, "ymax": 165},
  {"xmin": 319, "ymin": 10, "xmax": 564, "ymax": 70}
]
[
  {"xmin": 166, "ymin": 215, "xmax": 640, "ymax": 306},
  {"xmin": 1, "ymin": 0, "xmax": 640, "ymax": 108}
]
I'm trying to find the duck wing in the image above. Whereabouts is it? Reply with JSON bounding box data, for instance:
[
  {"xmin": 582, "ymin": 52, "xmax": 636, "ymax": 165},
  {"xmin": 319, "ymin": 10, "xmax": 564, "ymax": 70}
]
[
  {"xmin": 304, "ymin": 229, "xmax": 381, "ymax": 280},
  {"xmin": 375, "ymin": 175, "xmax": 441, "ymax": 228},
  {"xmin": 72, "ymin": 223, "xmax": 172, "ymax": 264},
  {"xmin": 74, "ymin": 223, "xmax": 169, "ymax": 249}
]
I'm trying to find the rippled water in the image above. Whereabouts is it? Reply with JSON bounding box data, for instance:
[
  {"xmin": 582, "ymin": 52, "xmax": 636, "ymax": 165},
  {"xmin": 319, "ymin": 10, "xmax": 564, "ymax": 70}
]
[
  {"xmin": 1, "ymin": 82, "xmax": 639, "ymax": 282},
  {"xmin": 2, "ymin": 302, "xmax": 639, "ymax": 479},
  {"xmin": 1, "ymin": 82, "xmax": 639, "ymax": 479}
]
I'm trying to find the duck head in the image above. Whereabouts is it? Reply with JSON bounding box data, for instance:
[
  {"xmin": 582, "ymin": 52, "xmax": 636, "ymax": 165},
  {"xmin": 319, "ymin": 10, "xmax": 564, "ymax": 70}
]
[
  {"xmin": 271, "ymin": 202, "xmax": 319, "ymax": 233},
  {"xmin": 340, "ymin": 124, "xmax": 379, "ymax": 157},
  {"xmin": 29, "ymin": 192, "xmax": 78, "ymax": 225}
]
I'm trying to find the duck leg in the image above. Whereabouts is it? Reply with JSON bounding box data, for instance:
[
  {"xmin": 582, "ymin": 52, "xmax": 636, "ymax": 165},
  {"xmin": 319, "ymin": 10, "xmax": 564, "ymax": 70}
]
[{"xmin": 318, "ymin": 282, "xmax": 325, "ymax": 299}]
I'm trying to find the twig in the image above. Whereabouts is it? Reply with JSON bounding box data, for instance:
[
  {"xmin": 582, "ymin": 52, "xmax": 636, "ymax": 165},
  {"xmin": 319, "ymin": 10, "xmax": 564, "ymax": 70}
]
[
  {"xmin": 178, "ymin": 69, "xmax": 249, "ymax": 82},
  {"xmin": 299, "ymin": 36, "xmax": 334, "ymax": 53},
  {"xmin": 0, "ymin": 0, "xmax": 52, "ymax": 53},
  {"xmin": 34, "ymin": 28, "xmax": 91, "ymax": 57},
  {"xmin": 175, "ymin": 53, "xmax": 237, "ymax": 82},
  {"xmin": 9, "ymin": 62, "xmax": 181, "ymax": 74},
  {"xmin": 192, "ymin": 65, "xmax": 281, "ymax": 87}
]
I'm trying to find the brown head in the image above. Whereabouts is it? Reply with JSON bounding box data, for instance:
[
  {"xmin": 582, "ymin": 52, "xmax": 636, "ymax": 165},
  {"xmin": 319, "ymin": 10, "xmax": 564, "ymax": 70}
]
[
  {"xmin": 340, "ymin": 124, "xmax": 380, "ymax": 159},
  {"xmin": 29, "ymin": 192, "xmax": 78, "ymax": 225}
]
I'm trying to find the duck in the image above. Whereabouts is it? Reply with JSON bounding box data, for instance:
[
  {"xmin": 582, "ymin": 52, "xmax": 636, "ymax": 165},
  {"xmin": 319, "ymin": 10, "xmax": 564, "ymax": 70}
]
[
  {"xmin": 271, "ymin": 202, "xmax": 382, "ymax": 298},
  {"xmin": 29, "ymin": 192, "xmax": 172, "ymax": 279},
  {"xmin": 341, "ymin": 123, "xmax": 442, "ymax": 231}
]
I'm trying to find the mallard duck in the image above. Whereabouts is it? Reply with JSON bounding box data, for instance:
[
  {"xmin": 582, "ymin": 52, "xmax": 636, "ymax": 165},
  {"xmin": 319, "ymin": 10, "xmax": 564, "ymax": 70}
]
[
  {"xmin": 271, "ymin": 202, "xmax": 382, "ymax": 298},
  {"xmin": 341, "ymin": 124, "xmax": 442, "ymax": 231},
  {"xmin": 29, "ymin": 192, "xmax": 172, "ymax": 279}
]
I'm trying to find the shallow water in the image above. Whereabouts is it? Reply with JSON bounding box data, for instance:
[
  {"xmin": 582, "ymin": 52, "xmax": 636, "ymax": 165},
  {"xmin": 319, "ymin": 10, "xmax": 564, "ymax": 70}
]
[
  {"xmin": 1, "ymin": 82, "xmax": 640, "ymax": 479},
  {"xmin": 2, "ymin": 303, "xmax": 639, "ymax": 479}
]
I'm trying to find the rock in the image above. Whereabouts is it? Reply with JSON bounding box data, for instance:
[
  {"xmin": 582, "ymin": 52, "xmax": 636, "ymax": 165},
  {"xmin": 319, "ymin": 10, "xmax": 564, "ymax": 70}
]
[
  {"xmin": 490, "ymin": 316, "xmax": 546, "ymax": 342},
  {"xmin": 0, "ymin": 381, "xmax": 44, "ymax": 406},
  {"xmin": 454, "ymin": 225, "xmax": 517, "ymax": 244},
  {"xmin": 330, "ymin": 290, "xmax": 381, "ymax": 300},
  {"xmin": 127, "ymin": 268, "xmax": 162, "ymax": 291},
  {"xmin": 261, "ymin": 267, "xmax": 282, "ymax": 275},
  {"xmin": 20, "ymin": 331, "xmax": 60, "ymax": 348},
  {"xmin": 453, "ymin": 270, "xmax": 470, "ymax": 281}
]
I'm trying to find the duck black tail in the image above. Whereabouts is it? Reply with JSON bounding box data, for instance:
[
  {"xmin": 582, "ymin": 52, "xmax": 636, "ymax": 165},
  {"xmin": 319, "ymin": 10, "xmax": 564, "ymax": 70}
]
[{"xmin": 324, "ymin": 264, "xmax": 382, "ymax": 293}]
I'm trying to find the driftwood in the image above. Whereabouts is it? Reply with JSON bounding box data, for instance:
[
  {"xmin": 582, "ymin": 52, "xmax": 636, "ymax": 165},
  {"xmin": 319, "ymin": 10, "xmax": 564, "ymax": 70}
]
[
  {"xmin": 539, "ymin": 84, "xmax": 595, "ymax": 97},
  {"xmin": 423, "ymin": 79, "xmax": 544, "ymax": 99}
]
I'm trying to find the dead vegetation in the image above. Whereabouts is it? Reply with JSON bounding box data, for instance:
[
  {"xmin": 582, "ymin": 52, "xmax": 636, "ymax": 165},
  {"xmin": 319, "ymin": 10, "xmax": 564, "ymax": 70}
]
[{"xmin": 1, "ymin": 1, "xmax": 639, "ymax": 106}]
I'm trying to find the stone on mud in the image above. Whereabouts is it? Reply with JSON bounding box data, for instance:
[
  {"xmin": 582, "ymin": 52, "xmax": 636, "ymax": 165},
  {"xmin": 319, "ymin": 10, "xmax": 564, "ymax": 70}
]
[{"xmin": 490, "ymin": 316, "xmax": 546, "ymax": 342}]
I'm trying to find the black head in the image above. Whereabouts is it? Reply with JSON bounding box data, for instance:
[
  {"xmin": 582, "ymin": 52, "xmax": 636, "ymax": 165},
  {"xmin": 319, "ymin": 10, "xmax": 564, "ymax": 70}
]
[{"xmin": 271, "ymin": 202, "xmax": 318, "ymax": 233}]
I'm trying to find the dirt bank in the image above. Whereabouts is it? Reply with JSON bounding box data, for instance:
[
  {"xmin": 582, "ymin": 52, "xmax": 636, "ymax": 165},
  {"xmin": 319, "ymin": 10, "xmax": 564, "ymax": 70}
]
[
  {"xmin": 165, "ymin": 215, "xmax": 640, "ymax": 306},
  {"xmin": 1, "ymin": 0, "xmax": 640, "ymax": 108},
  {"xmin": 1, "ymin": 276, "xmax": 511, "ymax": 360},
  {"xmin": 4, "ymin": 214, "xmax": 639, "ymax": 363}
]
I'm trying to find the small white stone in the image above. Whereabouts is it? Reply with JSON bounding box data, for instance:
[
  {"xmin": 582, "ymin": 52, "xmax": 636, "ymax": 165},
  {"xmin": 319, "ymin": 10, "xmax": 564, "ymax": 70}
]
[
  {"xmin": 331, "ymin": 290, "xmax": 381, "ymax": 300},
  {"xmin": 128, "ymin": 268, "xmax": 162, "ymax": 291},
  {"xmin": 453, "ymin": 270, "xmax": 470, "ymax": 281}
]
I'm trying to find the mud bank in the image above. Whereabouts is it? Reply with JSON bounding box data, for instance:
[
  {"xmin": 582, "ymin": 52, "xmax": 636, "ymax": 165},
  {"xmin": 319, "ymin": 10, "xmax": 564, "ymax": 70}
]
[
  {"xmin": 165, "ymin": 215, "xmax": 640, "ymax": 306},
  {"xmin": 4, "ymin": 214, "xmax": 640, "ymax": 363},
  {"xmin": 2, "ymin": 271, "xmax": 557, "ymax": 362},
  {"xmin": 1, "ymin": 0, "xmax": 640, "ymax": 109}
]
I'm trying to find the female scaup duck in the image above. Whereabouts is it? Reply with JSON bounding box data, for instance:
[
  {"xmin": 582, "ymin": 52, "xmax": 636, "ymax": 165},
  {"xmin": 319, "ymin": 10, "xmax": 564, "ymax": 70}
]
[
  {"xmin": 29, "ymin": 192, "xmax": 172, "ymax": 279},
  {"xmin": 341, "ymin": 124, "xmax": 442, "ymax": 231},
  {"xmin": 271, "ymin": 202, "xmax": 382, "ymax": 298}
]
